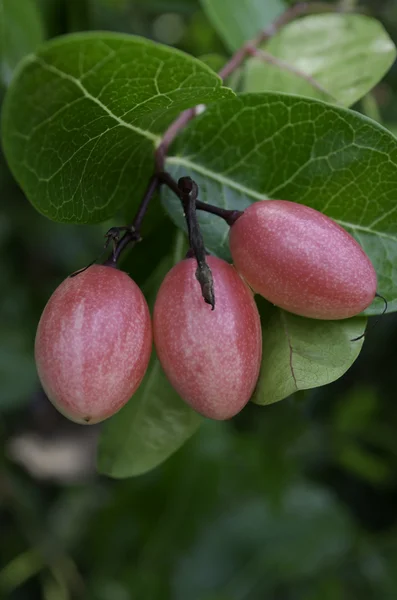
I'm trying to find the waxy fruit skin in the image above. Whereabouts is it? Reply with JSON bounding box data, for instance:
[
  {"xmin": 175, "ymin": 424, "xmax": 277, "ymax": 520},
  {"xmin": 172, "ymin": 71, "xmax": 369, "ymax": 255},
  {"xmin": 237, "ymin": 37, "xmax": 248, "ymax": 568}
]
[
  {"xmin": 35, "ymin": 265, "xmax": 152, "ymax": 424},
  {"xmin": 229, "ymin": 200, "xmax": 377, "ymax": 320},
  {"xmin": 153, "ymin": 256, "xmax": 262, "ymax": 420}
]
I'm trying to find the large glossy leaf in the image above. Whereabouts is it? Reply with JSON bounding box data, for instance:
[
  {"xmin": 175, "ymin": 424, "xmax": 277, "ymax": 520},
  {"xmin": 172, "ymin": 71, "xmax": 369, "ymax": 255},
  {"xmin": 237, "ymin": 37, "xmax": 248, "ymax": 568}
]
[
  {"xmin": 163, "ymin": 93, "xmax": 397, "ymax": 316},
  {"xmin": 200, "ymin": 0, "xmax": 284, "ymax": 52},
  {"xmin": 97, "ymin": 234, "xmax": 203, "ymax": 479},
  {"xmin": 243, "ymin": 14, "xmax": 396, "ymax": 107},
  {"xmin": 0, "ymin": 0, "xmax": 45, "ymax": 87},
  {"xmin": 253, "ymin": 299, "xmax": 366, "ymax": 406},
  {"xmin": 1, "ymin": 32, "xmax": 233, "ymax": 224}
]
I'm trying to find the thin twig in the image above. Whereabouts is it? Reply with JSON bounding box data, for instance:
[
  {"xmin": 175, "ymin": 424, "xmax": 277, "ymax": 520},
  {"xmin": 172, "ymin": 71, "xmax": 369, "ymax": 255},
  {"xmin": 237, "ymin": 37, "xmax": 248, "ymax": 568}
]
[
  {"xmin": 155, "ymin": 107, "xmax": 203, "ymax": 172},
  {"xmin": 257, "ymin": 2, "xmax": 341, "ymax": 45},
  {"xmin": 156, "ymin": 2, "xmax": 340, "ymax": 164},
  {"xmin": 195, "ymin": 199, "xmax": 242, "ymax": 226},
  {"xmin": 104, "ymin": 174, "xmax": 160, "ymax": 266},
  {"xmin": 159, "ymin": 171, "xmax": 241, "ymax": 225},
  {"xmin": 246, "ymin": 45, "xmax": 336, "ymax": 101}
]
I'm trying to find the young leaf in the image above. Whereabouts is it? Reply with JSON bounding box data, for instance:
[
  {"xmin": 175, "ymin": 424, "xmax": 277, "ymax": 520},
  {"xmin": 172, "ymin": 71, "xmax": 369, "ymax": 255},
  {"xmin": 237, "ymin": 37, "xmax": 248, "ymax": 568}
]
[
  {"xmin": 253, "ymin": 299, "xmax": 366, "ymax": 406},
  {"xmin": 200, "ymin": 0, "xmax": 283, "ymax": 52},
  {"xmin": 243, "ymin": 14, "xmax": 396, "ymax": 107},
  {"xmin": 1, "ymin": 32, "xmax": 233, "ymax": 224},
  {"xmin": 162, "ymin": 93, "xmax": 397, "ymax": 315},
  {"xmin": 97, "ymin": 234, "xmax": 203, "ymax": 479},
  {"xmin": 0, "ymin": 0, "xmax": 45, "ymax": 87}
]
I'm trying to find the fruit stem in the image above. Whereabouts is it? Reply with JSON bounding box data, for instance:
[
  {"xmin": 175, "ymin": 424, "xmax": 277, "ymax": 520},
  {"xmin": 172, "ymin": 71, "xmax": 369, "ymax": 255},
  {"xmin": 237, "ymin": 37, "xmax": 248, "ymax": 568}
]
[
  {"xmin": 195, "ymin": 200, "xmax": 242, "ymax": 226},
  {"xmin": 159, "ymin": 171, "xmax": 242, "ymax": 225},
  {"xmin": 101, "ymin": 170, "xmax": 241, "ymax": 269},
  {"xmin": 178, "ymin": 176, "xmax": 215, "ymax": 309},
  {"xmin": 103, "ymin": 174, "xmax": 160, "ymax": 267}
]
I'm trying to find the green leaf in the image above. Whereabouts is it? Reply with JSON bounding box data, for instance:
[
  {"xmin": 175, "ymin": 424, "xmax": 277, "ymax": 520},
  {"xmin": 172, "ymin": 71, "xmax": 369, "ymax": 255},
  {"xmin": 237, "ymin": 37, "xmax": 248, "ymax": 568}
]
[
  {"xmin": 243, "ymin": 14, "xmax": 396, "ymax": 107},
  {"xmin": 200, "ymin": 0, "xmax": 283, "ymax": 52},
  {"xmin": 97, "ymin": 233, "xmax": 203, "ymax": 479},
  {"xmin": 1, "ymin": 32, "xmax": 233, "ymax": 224},
  {"xmin": 253, "ymin": 299, "xmax": 366, "ymax": 406},
  {"xmin": 97, "ymin": 353, "xmax": 203, "ymax": 478},
  {"xmin": 163, "ymin": 93, "xmax": 397, "ymax": 315},
  {"xmin": 0, "ymin": 0, "xmax": 45, "ymax": 87}
]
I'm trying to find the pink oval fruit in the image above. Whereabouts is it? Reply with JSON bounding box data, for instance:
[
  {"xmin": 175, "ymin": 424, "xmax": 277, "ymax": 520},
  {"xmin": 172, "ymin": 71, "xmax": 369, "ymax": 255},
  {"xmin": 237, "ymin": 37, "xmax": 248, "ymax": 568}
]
[
  {"xmin": 229, "ymin": 200, "xmax": 377, "ymax": 320},
  {"xmin": 35, "ymin": 265, "xmax": 152, "ymax": 424},
  {"xmin": 153, "ymin": 256, "xmax": 262, "ymax": 420}
]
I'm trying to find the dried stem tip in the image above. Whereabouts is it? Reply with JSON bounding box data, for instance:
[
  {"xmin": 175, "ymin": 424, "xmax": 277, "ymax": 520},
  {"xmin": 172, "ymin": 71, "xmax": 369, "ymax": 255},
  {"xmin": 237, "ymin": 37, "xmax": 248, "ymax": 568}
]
[{"xmin": 178, "ymin": 177, "xmax": 215, "ymax": 309}]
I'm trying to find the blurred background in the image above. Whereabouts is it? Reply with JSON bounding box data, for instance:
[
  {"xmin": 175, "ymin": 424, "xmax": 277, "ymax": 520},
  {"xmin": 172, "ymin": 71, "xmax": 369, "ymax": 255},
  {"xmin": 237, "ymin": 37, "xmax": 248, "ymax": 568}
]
[{"xmin": 2, "ymin": 0, "xmax": 397, "ymax": 598}]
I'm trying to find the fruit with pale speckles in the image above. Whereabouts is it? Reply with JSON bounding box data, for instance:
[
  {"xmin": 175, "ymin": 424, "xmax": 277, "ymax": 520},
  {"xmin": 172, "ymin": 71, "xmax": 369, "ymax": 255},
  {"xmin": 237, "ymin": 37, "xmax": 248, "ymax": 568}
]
[
  {"xmin": 229, "ymin": 200, "xmax": 377, "ymax": 320},
  {"xmin": 153, "ymin": 256, "xmax": 262, "ymax": 420},
  {"xmin": 35, "ymin": 265, "xmax": 152, "ymax": 424}
]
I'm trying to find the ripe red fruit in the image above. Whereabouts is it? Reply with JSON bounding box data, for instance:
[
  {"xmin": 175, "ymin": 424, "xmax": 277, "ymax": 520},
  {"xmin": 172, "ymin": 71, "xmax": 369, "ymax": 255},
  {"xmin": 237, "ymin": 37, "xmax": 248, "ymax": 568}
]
[
  {"xmin": 35, "ymin": 265, "xmax": 152, "ymax": 424},
  {"xmin": 153, "ymin": 256, "xmax": 262, "ymax": 420},
  {"xmin": 229, "ymin": 200, "xmax": 377, "ymax": 320}
]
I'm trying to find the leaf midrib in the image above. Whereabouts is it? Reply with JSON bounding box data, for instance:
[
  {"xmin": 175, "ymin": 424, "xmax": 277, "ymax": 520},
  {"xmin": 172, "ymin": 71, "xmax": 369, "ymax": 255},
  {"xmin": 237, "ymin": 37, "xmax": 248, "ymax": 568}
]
[{"xmin": 168, "ymin": 155, "xmax": 397, "ymax": 243}]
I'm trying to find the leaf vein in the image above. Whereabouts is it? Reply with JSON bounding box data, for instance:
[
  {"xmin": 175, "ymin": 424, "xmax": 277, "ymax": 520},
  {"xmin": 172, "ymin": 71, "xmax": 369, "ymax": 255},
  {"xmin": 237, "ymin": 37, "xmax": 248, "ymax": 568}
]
[
  {"xmin": 166, "ymin": 156, "xmax": 265, "ymax": 201},
  {"xmin": 33, "ymin": 56, "xmax": 160, "ymax": 143}
]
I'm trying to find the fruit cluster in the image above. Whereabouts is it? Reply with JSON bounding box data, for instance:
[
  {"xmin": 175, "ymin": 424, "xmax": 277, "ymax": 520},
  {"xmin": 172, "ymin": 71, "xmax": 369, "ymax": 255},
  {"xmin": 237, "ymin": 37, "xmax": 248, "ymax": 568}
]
[{"xmin": 35, "ymin": 200, "xmax": 377, "ymax": 424}]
